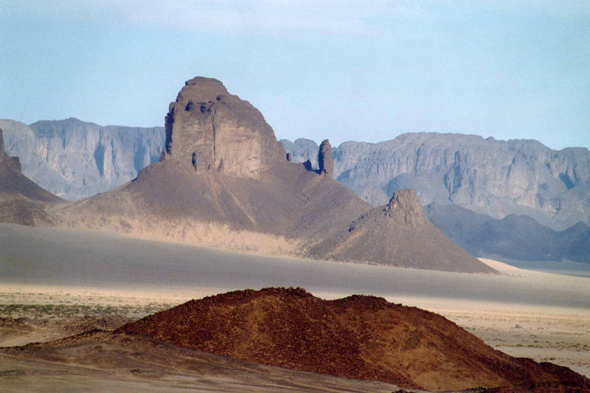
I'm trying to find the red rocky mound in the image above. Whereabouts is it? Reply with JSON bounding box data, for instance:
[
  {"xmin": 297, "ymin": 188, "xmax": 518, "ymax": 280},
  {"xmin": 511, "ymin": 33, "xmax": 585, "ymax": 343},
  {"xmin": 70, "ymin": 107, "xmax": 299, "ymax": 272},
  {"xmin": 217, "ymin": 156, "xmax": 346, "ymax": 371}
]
[{"xmin": 118, "ymin": 287, "xmax": 590, "ymax": 392}]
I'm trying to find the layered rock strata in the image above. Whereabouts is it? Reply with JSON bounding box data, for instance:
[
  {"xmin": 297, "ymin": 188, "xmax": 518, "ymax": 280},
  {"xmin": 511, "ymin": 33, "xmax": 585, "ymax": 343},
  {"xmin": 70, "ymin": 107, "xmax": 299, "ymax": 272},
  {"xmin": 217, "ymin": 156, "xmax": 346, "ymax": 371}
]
[{"xmin": 284, "ymin": 134, "xmax": 590, "ymax": 230}]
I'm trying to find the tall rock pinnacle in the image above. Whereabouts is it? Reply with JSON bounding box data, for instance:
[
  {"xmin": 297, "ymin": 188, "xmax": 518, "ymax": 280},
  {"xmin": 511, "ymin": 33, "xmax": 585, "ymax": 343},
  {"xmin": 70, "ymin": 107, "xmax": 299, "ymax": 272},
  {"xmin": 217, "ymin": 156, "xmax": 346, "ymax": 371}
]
[
  {"xmin": 318, "ymin": 139, "xmax": 333, "ymax": 177},
  {"xmin": 0, "ymin": 128, "xmax": 5, "ymax": 160},
  {"xmin": 164, "ymin": 77, "xmax": 285, "ymax": 178}
]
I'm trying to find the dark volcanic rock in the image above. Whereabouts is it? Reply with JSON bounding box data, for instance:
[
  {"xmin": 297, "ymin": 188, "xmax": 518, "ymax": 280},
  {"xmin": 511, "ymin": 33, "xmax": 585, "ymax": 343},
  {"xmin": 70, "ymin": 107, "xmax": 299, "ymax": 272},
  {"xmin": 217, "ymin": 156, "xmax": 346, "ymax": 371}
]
[
  {"xmin": 164, "ymin": 77, "xmax": 285, "ymax": 178},
  {"xmin": 118, "ymin": 287, "xmax": 590, "ymax": 392},
  {"xmin": 318, "ymin": 139, "xmax": 334, "ymax": 177}
]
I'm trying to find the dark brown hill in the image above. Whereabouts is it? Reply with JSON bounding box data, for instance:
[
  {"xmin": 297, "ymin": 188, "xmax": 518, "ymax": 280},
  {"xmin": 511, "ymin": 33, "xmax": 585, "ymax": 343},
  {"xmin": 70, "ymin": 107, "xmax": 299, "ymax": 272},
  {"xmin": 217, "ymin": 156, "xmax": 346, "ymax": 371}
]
[
  {"xmin": 118, "ymin": 287, "xmax": 590, "ymax": 392},
  {"xmin": 0, "ymin": 128, "xmax": 62, "ymax": 225}
]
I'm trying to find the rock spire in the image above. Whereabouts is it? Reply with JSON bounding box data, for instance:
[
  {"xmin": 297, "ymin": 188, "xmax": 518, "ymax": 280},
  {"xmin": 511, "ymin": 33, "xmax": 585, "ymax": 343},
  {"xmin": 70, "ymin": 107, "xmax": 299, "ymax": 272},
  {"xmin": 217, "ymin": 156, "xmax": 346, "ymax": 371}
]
[{"xmin": 318, "ymin": 139, "xmax": 333, "ymax": 177}]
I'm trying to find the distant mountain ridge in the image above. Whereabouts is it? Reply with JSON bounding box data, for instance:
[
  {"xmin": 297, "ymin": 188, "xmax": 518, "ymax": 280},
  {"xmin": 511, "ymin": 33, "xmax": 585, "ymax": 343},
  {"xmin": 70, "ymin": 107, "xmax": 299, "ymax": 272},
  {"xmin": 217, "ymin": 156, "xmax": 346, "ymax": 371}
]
[
  {"xmin": 424, "ymin": 203, "xmax": 590, "ymax": 263},
  {"xmin": 0, "ymin": 118, "xmax": 164, "ymax": 200},
  {"xmin": 283, "ymin": 135, "xmax": 590, "ymax": 231}
]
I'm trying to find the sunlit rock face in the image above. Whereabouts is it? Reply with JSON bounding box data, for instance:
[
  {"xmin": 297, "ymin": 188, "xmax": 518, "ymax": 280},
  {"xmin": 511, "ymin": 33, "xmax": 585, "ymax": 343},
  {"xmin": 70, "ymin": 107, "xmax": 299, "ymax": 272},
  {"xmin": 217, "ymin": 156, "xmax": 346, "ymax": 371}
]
[
  {"xmin": 284, "ymin": 133, "xmax": 590, "ymax": 230},
  {"xmin": 164, "ymin": 77, "xmax": 285, "ymax": 178},
  {"xmin": 0, "ymin": 118, "xmax": 164, "ymax": 201}
]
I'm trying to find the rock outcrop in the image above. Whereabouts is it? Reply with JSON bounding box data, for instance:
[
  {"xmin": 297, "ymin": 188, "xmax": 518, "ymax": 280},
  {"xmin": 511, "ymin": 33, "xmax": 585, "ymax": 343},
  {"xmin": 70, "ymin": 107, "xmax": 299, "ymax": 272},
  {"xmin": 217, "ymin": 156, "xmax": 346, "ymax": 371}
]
[
  {"xmin": 284, "ymin": 134, "xmax": 590, "ymax": 230},
  {"xmin": 306, "ymin": 189, "xmax": 494, "ymax": 273},
  {"xmin": 384, "ymin": 189, "xmax": 428, "ymax": 228},
  {"xmin": 164, "ymin": 77, "xmax": 285, "ymax": 178},
  {"xmin": 119, "ymin": 287, "xmax": 590, "ymax": 392},
  {"xmin": 33, "ymin": 77, "xmax": 493, "ymax": 273},
  {"xmin": 0, "ymin": 118, "xmax": 164, "ymax": 200},
  {"xmin": 318, "ymin": 139, "xmax": 333, "ymax": 177}
]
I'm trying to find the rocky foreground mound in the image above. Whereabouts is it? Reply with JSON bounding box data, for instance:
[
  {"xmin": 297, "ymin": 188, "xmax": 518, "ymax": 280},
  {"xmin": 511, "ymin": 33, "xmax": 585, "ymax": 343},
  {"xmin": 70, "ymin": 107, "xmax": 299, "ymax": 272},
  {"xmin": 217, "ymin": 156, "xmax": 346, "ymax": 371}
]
[{"xmin": 118, "ymin": 287, "xmax": 589, "ymax": 392}]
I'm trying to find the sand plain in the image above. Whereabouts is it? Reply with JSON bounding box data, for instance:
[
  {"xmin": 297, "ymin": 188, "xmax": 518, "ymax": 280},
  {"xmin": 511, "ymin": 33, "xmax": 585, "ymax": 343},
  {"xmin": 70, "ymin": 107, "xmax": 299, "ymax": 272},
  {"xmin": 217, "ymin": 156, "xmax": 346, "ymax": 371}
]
[{"xmin": 1, "ymin": 223, "xmax": 590, "ymax": 390}]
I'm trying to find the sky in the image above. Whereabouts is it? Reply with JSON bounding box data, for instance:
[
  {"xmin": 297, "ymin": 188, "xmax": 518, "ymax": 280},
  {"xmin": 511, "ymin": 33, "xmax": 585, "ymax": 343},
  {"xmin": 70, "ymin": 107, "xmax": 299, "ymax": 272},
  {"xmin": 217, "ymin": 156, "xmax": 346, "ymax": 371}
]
[{"xmin": 1, "ymin": 1, "xmax": 589, "ymax": 150}]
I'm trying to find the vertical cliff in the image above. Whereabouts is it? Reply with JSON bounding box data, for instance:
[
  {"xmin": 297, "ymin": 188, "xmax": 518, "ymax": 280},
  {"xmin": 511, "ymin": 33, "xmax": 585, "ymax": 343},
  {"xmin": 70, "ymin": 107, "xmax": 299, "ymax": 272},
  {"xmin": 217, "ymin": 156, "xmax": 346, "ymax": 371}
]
[
  {"xmin": 164, "ymin": 77, "xmax": 285, "ymax": 178},
  {"xmin": 0, "ymin": 118, "xmax": 165, "ymax": 200}
]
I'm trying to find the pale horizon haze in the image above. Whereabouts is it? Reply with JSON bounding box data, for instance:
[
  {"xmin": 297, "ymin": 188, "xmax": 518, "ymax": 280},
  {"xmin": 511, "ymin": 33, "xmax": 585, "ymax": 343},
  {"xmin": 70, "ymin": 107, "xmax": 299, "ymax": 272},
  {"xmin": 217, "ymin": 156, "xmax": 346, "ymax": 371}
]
[{"xmin": 1, "ymin": 1, "xmax": 589, "ymax": 150}]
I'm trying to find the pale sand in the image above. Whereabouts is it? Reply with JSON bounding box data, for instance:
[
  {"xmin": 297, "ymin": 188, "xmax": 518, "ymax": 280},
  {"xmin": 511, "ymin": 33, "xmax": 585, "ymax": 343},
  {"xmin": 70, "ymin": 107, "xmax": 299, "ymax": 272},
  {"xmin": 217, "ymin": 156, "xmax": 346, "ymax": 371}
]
[{"xmin": 1, "ymin": 224, "xmax": 589, "ymax": 377}]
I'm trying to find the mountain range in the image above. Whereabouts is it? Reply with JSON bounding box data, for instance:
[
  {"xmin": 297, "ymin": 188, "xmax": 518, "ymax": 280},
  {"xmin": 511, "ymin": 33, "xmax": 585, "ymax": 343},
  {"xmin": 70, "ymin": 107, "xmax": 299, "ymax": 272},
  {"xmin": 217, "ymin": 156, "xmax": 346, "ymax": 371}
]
[
  {"xmin": 283, "ymin": 136, "xmax": 590, "ymax": 231},
  {"xmin": 0, "ymin": 77, "xmax": 492, "ymax": 273},
  {"xmin": 0, "ymin": 118, "xmax": 164, "ymax": 200},
  {"xmin": 5, "ymin": 118, "xmax": 590, "ymax": 235}
]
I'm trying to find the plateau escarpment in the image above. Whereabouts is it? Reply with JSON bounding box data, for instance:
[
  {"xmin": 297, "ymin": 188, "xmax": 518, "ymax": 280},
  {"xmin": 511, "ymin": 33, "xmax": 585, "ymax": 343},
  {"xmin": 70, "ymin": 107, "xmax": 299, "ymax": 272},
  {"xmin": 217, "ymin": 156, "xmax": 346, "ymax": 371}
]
[
  {"xmin": 425, "ymin": 202, "xmax": 590, "ymax": 263},
  {"xmin": 0, "ymin": 118, "xmax": 164, "ymax": 200},
  {"xmin": 0, "ymin": 128, "xmax": 63, "ymax": 225},
  {"xmin": 55, "ymin": 77, "xmax": 492, "ymax": 273},
  {"xmin": 284, "ymin": 135, "xmax": 590, "ymax": 231}
]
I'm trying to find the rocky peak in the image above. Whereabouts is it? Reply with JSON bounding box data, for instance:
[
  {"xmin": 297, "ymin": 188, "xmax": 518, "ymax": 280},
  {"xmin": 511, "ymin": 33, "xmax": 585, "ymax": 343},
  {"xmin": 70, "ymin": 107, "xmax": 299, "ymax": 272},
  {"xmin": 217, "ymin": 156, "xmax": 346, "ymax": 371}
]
[
  {"xmin": 164, "ymin": 77, "xmax": 285, "ymax": 178},
  {"xmin": 385, "ymin": 189, "xmax": 428, "ymax": 228},
  {"xmin": 318, "ymin": 139, "xmax": 334, "ymax": 177}
]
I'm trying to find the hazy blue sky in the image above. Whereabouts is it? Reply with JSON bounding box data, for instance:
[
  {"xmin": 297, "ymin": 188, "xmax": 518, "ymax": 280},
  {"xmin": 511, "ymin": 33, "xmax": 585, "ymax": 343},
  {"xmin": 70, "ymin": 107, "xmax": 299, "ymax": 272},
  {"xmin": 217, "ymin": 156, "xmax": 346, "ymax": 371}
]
[{"xmin": 1, "ymin": 1, "xmax": 589, "ymax": 150}]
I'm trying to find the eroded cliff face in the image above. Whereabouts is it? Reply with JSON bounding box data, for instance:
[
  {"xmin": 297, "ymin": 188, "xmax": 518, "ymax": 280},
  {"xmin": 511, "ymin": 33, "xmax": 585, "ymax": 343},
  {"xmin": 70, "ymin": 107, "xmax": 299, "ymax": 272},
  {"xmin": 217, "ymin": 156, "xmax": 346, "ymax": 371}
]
[
  {"xmin": 0, "ymin": 118, "xmax": 164, "ymax": 200},
  {"xmin": 164, "ymin": 77, "xmax": 285, "ymax": 178},
  {"xmin": 284, "ymin": 134, "xmax": 590, "ymax": 230}
]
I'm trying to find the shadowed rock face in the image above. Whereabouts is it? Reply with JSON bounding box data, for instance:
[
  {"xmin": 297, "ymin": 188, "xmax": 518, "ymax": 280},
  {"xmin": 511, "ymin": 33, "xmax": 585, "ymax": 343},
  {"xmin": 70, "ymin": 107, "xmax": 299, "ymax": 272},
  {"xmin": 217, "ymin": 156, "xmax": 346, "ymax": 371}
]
[
  {"xmin": 0, "ymin": 128, "xmax": 21, "ymax": 173},
  {"xmin": 0, "ymin": 128, "xmax": 63, "ymax": 225},
  {"xmin": 385, "ymin": 189, "xmax": 428, "ymax": 228},
  {"xmin": 318, "ymin": 139, "xmax": 333, "ymax": 177},
  {"xmin": 425, "ymin": 202, "xmax": 590, "ymax": 263},
  {"xmin": 0, "ymin": 118, "xmax": 164, "ymax": 201},
  {"xmin": 164, "ymin": 77, "xmax": 285, "ymax": 178},
  {"xmin": 118, "ymin": 287, "xmax": 590, "ymax": 392}
]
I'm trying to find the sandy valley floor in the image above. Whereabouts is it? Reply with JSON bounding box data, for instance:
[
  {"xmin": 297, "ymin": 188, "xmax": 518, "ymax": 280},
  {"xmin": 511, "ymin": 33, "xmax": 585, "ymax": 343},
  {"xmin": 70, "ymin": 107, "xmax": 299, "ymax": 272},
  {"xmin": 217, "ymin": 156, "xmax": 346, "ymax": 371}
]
[{"xmin": 1, "ymin": 224, "xmax": 590, "ymax": 390}]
